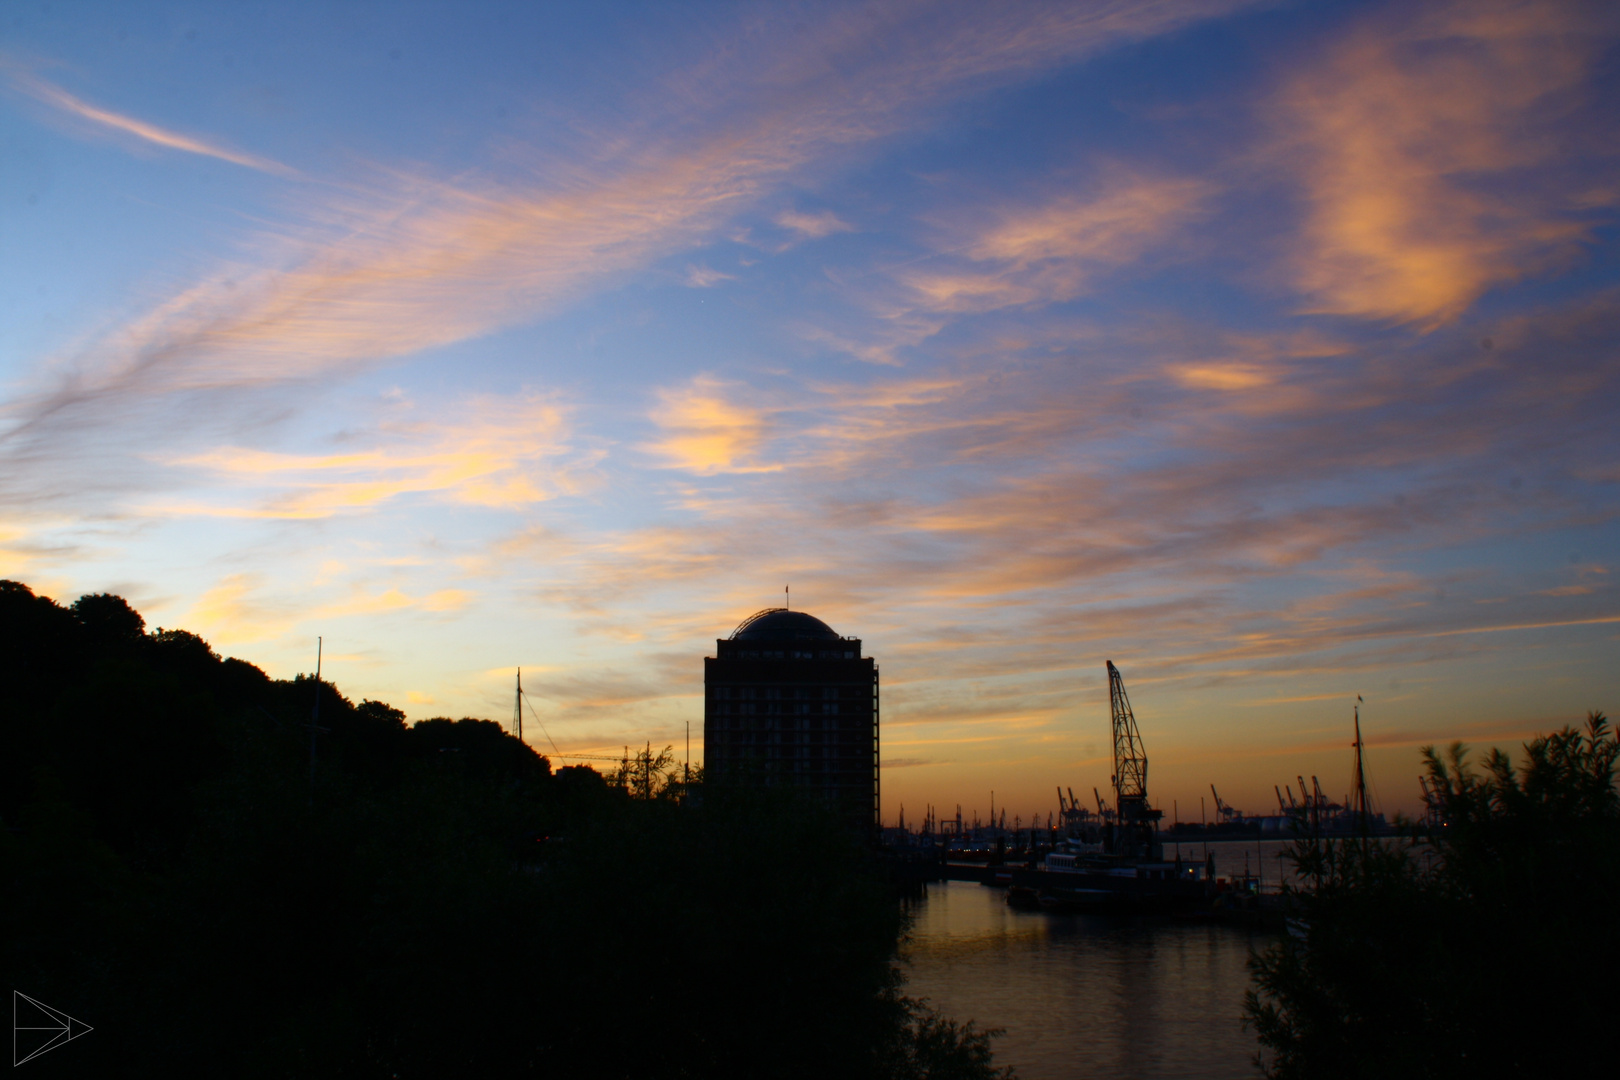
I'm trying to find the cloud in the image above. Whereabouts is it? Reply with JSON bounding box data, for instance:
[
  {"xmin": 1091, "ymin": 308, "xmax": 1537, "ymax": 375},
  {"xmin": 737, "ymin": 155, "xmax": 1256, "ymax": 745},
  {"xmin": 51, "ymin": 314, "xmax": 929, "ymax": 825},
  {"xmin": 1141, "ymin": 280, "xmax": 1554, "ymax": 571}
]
[
  {"xmin": 774, "ymin": 208, "xmax": 854, "ymax": 240},
  {"xmin": 802, "ymin": 168, "xmax": 1210, "ymax": 364},
  {"xmin": 1, "ymin": 0, "xmax": 1257, "ymax": 507},
  {"xmin": 8, "ymin": 71, "xmax": 297, "ymax": 176},
  {"xmin": 643, "ymin": 377, "xmax": 782, "ymax": 475},
  {"xmin": 537, "ymin": 292, "xmax": 1620, "ymax": 683},
  {"xmin": 185, "ymin": 574, "xmax": 477, "ymax": 646},
  {"xmin": 1274, "ymin": 0, "xmax": 1619, "ymax": 328},
  {"xmin": 683, "ymin": 264, "xmax": 735, "ymax": 287},
  {"xmin": 898, "ymin": 171, "xmax": 1210, "ymax": 315},
  {"xmin": 148, "ymin": 393, "xmax": 580, "ymax": 519}
]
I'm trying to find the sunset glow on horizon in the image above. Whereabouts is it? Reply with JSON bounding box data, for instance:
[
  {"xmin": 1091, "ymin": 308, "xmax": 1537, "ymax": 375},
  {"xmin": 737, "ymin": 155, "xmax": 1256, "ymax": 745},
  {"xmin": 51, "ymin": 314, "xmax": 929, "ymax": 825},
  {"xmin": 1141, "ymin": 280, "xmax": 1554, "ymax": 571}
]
[{"xmin": 3, "ymin": 0, "xmax": 1616, "ymax": 824}]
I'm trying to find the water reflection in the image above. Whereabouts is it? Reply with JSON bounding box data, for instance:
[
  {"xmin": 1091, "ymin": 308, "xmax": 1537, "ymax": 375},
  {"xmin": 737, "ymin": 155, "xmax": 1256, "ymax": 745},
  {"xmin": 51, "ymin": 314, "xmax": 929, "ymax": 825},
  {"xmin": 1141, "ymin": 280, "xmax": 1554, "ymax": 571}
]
[{"xmin": 902, "ymin": 864, "xmax": 1277, "ymax": 1079}]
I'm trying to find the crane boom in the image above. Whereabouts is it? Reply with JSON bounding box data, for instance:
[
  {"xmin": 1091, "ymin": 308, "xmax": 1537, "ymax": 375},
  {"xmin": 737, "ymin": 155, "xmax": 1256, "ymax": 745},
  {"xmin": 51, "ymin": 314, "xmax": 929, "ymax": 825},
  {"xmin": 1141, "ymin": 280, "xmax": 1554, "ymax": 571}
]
[
  {"xmin": 1105, "ymin": 661, "xmax": 1161, "ymax": 857},
  {"xmin": 1108, "ymin": 661, "xmax": 1148, "ymax": 809}
]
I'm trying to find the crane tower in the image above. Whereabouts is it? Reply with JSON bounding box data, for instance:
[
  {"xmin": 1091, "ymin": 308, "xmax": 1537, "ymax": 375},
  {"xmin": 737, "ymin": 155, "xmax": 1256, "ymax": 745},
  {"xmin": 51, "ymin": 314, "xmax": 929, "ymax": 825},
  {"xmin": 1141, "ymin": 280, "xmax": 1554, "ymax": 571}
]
[{"xmin": 1106, "ymin": 660, "xmax": 1162, "ymax": 857}]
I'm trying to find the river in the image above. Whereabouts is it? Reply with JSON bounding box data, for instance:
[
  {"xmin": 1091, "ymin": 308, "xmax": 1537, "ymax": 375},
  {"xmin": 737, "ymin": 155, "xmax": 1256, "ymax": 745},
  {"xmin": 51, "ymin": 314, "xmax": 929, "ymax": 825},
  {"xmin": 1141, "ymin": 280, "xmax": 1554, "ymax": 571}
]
[{"xmin": 900, "ymin": 840, "xmax": 1290, "ymax": 1080}]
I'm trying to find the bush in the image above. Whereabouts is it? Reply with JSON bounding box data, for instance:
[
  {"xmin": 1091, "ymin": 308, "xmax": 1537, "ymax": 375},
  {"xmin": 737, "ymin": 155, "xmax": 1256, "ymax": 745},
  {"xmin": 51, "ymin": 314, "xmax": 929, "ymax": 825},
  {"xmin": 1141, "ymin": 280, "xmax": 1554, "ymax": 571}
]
[{"xmin": 1245, "ymin": 712, "xmax": 1619, "ymax": 1080}]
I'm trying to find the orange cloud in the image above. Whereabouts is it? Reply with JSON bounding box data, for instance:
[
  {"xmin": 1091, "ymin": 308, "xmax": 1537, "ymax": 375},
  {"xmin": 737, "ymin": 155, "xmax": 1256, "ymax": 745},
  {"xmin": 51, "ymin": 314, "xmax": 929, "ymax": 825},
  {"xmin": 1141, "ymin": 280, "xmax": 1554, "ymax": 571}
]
[
  {"xmin": 898, "ymin": 171, "xmax": 1211, "ymax": 315},
  {"xmin": 186, "ymin": 574, "xmax": 475, "ymax": 646},
  {"xmin": 1169, "ymin": 364, "xmax": 1275, "ymax": 390},
  {"xmin": 152, "ymin": 394, "xmax": 578, "ymax": 519},
  {"xmin": 5, "ymin": 2, "xmax": 1258, "ymax": 485},
  {"xmin": 644, "ymin": 377, "xmax": 782, "ymax": 475},
  {"xmin": 8, "ymin": 71, "xmax": 297, "ymax": 176},
  {"xmin": 1276, "ymin": 0, "xmax": 1618, "ymax": 328}
]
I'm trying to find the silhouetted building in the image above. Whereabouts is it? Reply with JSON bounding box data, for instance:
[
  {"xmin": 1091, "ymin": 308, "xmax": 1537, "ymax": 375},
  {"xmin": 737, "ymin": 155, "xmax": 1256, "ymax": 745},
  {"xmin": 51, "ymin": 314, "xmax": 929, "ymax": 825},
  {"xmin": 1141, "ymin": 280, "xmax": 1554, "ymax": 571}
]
[{"xmin": 704, "ymin": 608, "xmax": 878, "ymax": 830}]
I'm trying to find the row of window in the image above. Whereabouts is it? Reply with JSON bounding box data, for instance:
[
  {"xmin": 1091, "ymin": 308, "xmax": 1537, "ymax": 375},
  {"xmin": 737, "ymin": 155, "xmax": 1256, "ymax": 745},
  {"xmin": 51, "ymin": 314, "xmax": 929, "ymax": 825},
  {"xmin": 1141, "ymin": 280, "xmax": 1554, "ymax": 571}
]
[
  {"xmin": 714, "ymin": 744, "xmax": 869, "ymax": 761},
  {"xmin": 712, "ymin": 703, "xmax": 842, "ymax": 717},
  {"xmin": 717, "ymin": 649, "xmax": 858, "ymax": 660},
  {"xmin": 710, "ymin": 718, "xmax": 855, "ymax": 735},
  {"xmin": 711, "ymin": 727, "xmax": 863, "ymax": 743},
  {"xmin": 711, "ymin": 685, "xmax": 847, "ymax": 701}
]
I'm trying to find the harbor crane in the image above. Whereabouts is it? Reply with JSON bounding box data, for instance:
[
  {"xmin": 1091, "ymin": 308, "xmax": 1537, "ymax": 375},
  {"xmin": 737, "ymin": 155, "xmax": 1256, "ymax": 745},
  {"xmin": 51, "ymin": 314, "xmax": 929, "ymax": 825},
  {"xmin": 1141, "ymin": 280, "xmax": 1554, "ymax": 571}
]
[
  {"xmin": 1210, "ymin": 785, "xmax": 1242, "ymax": 824},
  {"xmin": 1106, "ymin": 660, "xmax": 1162, "ymax": 857}
]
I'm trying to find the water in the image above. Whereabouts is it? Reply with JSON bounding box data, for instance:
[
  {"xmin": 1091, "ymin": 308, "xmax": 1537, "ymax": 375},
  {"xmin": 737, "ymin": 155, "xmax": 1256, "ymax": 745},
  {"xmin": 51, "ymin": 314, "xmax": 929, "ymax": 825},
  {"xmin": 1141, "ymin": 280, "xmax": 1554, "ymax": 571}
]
[{"xmin": 901, "ymin": 841, "xmax": 1287, "ymax": 1080}]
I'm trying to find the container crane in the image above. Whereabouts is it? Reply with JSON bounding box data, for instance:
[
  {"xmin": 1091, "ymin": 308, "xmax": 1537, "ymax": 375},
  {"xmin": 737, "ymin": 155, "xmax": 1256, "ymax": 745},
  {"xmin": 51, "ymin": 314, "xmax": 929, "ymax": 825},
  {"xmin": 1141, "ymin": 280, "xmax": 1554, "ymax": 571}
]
[{"xmin": 1210, "ymin": 784, "xmax": 1242, "ymax": 824}]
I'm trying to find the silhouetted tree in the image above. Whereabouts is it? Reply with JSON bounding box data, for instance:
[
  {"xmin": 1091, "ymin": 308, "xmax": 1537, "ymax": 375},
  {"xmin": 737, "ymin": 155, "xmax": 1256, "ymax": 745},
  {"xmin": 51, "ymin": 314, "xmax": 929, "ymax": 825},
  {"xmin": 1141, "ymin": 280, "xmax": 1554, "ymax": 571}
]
[
  {"xmin": 1246, "ymin": 713, "xmax": 1619, "ymax": 1080},
  {"xmin": 1, "ymin": 580, "xmax": 1009, "ymax": 1079}
]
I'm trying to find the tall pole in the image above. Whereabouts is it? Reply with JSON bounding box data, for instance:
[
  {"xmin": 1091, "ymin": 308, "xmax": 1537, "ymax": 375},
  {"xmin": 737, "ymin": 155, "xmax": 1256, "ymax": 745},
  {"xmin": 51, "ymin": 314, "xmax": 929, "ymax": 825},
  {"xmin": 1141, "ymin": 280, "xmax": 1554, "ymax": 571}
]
[
  {"xmin": 515, "ymin": 667, "xmax": 523, "ymax": 743},
  {"xmin": 1352, "ymin": 695, "xmax": 1369, "ymax": 840},
  {"xmin": 309, "ymin": 637, "xmax": 323, "ymax": 801}
]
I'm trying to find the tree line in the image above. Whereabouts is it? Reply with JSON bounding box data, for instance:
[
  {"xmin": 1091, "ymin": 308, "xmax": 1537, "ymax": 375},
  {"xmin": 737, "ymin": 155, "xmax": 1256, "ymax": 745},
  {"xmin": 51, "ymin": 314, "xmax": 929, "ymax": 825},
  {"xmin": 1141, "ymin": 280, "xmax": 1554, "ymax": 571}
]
[{"xmin": 1, "ymin": 581, "xmax": 1008, "ymax": 1079}]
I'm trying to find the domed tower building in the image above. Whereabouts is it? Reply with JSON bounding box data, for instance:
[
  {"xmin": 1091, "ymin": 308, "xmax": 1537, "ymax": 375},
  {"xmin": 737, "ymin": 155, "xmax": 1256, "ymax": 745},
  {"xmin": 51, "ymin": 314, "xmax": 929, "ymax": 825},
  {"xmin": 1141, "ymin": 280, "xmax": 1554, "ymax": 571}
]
[{"xmin": 704, "ymin": 608, "xmax": 878, "ymax": 832}]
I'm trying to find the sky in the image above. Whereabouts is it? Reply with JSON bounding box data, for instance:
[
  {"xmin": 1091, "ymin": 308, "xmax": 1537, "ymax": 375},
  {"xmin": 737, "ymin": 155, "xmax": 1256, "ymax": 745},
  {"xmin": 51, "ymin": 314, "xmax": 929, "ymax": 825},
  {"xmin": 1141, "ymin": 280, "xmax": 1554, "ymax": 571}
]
[{"xmin": 2, "ymin": 0, "xmax": 1617, "ymax": 825}]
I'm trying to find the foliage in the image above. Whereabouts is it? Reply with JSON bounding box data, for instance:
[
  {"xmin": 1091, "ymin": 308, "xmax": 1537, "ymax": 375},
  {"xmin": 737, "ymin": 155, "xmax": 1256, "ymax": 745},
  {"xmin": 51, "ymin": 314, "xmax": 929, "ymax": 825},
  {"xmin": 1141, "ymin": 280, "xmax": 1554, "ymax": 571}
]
[
  {"xmin": 609, "ymin": 741, "xmax": 687, "ymax": 799},
  {"xmin": 1245, "ymin": 713, "xmax": 1620, "ymax": 1080},
  {"xmin": 0, "ymin": 580, "xmax": 1006, "ymax": 1079}
]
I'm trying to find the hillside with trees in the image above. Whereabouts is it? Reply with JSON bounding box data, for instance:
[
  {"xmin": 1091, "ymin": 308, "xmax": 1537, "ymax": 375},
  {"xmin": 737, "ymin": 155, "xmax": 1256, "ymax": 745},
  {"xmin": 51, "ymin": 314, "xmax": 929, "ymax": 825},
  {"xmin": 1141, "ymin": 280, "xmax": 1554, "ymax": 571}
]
[{"xmin": 1, "ymin": 580, "xmax": 1006, "ymax": 1079}]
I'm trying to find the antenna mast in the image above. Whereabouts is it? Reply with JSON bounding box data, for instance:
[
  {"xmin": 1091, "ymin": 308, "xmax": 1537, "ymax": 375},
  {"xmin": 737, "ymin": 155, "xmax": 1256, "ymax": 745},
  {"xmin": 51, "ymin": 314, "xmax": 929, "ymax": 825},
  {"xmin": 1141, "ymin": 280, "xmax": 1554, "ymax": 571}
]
[
  {"xmin": 515, "ymin": 667, "xmax": 524, "ymax": 743},
  {"xmin": 1352, "ymin": 695, "xmax": 1369, "ymax": 838}
]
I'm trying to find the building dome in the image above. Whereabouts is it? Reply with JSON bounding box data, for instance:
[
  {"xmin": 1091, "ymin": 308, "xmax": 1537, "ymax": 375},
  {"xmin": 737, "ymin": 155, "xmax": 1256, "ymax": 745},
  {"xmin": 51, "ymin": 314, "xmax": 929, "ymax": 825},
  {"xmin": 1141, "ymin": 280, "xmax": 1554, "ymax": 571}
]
[{"xmin": 729, "ymin": 607, "xmax": 842, "ymax": 642}]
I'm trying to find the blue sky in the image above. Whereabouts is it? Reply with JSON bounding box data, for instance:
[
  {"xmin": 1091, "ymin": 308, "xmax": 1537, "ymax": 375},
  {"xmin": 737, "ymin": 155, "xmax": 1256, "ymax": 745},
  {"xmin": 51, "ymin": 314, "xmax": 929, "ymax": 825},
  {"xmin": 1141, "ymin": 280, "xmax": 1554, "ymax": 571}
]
[{"xmin": 2, "ymin": 0, "xmax": 1617, "ymax": 822}]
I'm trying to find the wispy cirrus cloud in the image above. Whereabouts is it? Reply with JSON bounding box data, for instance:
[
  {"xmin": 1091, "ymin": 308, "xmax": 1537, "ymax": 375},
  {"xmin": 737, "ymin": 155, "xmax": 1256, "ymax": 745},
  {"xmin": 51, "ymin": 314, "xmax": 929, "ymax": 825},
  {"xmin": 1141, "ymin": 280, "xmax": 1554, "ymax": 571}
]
[
  {"xmin": 774, "ymin": 208, "xmax": 855, "ymax": 240},
  {"xmin": 149, "ymin": 393, "xmax": 583, "ymax": 520},
  {"xmin": 7, "ymin": 71, "xmax": 298, "ymax": 176},
  {"xmin": 1274, "ymin": 0, "xmax": 1619, "ymax": 328},
  {"xmin": 1, "ymin": 1, "xmax": 1258, "ymax": 507},
  {"xmin": 683, "ymin": 264, "xmax": 736, "ymax": 287},
  {"xmin": 899, "ymin": 170, "xmax": 1211, "ymax": 315},
  {"xmin": 803, "ymin": 167, "xmax": 1210, "ymax": 365},
  {"xmin": 185, "ymin": 574, "xmax": 475, "ymax": 646},
  {"xmin": 538, "ymin": 291, "xmax": 1620, "ymax": 677}
]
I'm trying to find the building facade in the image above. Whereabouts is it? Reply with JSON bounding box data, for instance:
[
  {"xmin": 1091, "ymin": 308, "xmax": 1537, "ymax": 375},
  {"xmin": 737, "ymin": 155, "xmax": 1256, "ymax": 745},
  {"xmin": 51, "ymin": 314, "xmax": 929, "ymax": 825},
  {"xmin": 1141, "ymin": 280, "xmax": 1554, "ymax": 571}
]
[{"xmin": 703, "ymin": 608, "xmax": 878, "ymax": 830}]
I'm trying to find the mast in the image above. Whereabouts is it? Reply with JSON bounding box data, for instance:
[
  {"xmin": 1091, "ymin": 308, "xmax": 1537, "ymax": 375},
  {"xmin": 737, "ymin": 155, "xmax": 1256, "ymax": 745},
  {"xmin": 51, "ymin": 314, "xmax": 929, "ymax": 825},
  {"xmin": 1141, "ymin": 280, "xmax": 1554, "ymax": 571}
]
[
  {"xmin": 307, "ymin": 636, "xmax": 328, "ymax": 803},
  {"xmin": 515, "ymin": 667, "xmax": 524, "ymax": 744},
  {"xmin": 1352, "ymin": 695, "xmax": 1369, "ymax": 838}
]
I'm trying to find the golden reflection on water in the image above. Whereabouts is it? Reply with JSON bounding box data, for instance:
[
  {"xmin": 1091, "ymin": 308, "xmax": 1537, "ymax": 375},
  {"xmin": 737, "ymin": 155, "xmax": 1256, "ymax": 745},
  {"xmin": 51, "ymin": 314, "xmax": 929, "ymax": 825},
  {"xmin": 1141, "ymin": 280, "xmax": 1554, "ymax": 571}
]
[{"xmin": 901, "ymin": 843, "xmax": 1286, "ymax": 1080}]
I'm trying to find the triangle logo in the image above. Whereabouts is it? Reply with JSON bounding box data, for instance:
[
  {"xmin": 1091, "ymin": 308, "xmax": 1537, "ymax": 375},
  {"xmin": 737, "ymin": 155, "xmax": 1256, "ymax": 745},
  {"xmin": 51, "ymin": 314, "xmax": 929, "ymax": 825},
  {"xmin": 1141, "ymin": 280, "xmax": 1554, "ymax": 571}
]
[{"xmin": 13, "ymin": 992, "xmax": 93, "ymax": 1066}]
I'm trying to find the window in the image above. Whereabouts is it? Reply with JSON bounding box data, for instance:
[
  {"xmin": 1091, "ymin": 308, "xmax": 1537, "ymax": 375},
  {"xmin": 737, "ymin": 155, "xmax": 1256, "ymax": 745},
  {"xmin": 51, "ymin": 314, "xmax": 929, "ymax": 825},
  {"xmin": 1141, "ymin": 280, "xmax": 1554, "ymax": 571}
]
[
  {"xmin": 822, "ymin": 687, "xmax": 838, "ymax": 700},
  {"xmin": 823, "ymin": 703, "xmax": 839, "ymax": 715}
]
